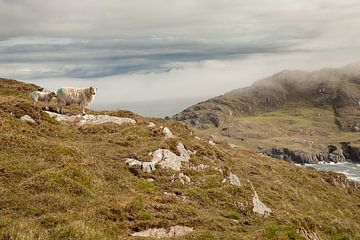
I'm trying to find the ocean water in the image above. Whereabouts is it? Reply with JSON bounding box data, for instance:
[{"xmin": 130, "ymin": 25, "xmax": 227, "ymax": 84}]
[{"xmin": 303, "ymin": 162, "xmax": 360, "ymax": 182}]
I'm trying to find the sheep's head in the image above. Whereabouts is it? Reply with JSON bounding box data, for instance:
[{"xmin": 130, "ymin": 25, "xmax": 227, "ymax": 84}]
[
  {"xmin": 50, "ymin": 92, "xmax": 56, "ymax": 98},
  {"xmin": 90, "ymin": 86, "xmax": 97, "ymax": 95}
]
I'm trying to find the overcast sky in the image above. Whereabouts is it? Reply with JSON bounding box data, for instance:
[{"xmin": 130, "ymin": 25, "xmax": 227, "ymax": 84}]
[{"xmin": 1, "ymin": 0, "xmax": 360, "ymax": 116}]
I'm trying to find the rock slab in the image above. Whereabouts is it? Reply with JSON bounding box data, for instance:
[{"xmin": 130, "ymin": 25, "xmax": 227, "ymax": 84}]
[
  {"xmin": 45, "ymin": 111, "xmax": 136, "ymax": 126},
  {"xmin": 131, "ymin": 226, "xmax": 193, "ymax": 238}
]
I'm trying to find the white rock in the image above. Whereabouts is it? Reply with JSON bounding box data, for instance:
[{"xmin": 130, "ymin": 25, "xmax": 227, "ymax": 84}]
[
  {"xmin": 190, "ymin": 164, "xmax": 207, "ymax": 171},
  {"xmin": 20, "ymin": 115, "xmax": 36, "ymax": 124},
  {"xmin": 177, "ymin": 172, "xmax": 191, "ymax": 185},
  {"xmin": 229, "ymin": 143, "xmax": 238, "ymax": 148},
  {"xmin": 147, "ymin": 122, "xmax": 156, "ymax": 128},
  {"xmin": 194, "ymin": 136, "xmax": 201, "ymax": 140},
  {"xmin": 142, "ymin": 161, "xmax": 156, "ymax": 173},
  {"xmin": 177, "ymin": 143, "xmax": 190, "ymax": 161},
  {"xmin": 78, "ymin": 114, "xmax": 136, "ymax": 127},
  {"xmin": 229, "ymin": 173, "xmax": 241, "ymax": 186},
  {"xmin": 44, "ymin": 111, "xmax": 81, "ymax": 121},
  {"xmin": 209, "ymin": 140, "xmax": 216, "ymax": 146},
  {"xmin": 250, "ymin": 183, "xmax": 272, "ymax": 217},
  {"xmin": 44, "ymin": 111, "xmax": 136, "ymax": 127},
  {"xmin": 131, "ymin": 228, "xmax": 168, "ymax": 238},
  {"xmin": 131, "ymin": 226, "xmax": 193, "ymax": 238},
  {"xmin": 126, "ymin": 143, "xmax": 191, "ymax": 173},
  {"xmin": 163, "ymin": 127, "xmax": 174, "ymax": 139}
]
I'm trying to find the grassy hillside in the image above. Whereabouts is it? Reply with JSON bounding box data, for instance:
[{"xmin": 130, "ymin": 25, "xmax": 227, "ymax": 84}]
[
  {"xmin": 0, "ymin": 78, "xmax": 360, "ymax": 239},
  {"xmin": 173, "ymin": 66, "xmax": 360, "ymax": 154}
]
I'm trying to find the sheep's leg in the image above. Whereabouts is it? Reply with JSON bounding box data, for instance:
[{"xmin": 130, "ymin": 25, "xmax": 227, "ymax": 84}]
[
  {"xmin": 81, "ymin": 106, "xmax": 86, "ymax": 115},
  {"xmin": 45, "ymin": 100, "xmax": 49, "ymax": 110}
]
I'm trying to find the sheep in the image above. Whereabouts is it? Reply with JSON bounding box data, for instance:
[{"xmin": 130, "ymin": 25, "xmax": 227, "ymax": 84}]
[
  {"xmin": 31, "ymin": 91, "xmax": 56, "ymax": 110},
  {"xmin": 56, "ymin": 86, "xmax": 97, "ymax": 115}
]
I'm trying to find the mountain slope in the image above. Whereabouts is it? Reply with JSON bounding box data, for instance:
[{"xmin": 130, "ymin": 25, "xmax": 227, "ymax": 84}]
[
  {"xmin": 0, "ymin": 78, "xmax": 359, "ymax": 239},
  {"xmin": 173, "ymin": 64, "xmax": 360, "ymax": 158}
]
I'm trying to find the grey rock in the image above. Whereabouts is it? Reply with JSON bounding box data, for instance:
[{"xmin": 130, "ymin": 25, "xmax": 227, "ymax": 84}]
[
  {"xmin": 131, "ymin": 226, "xmax": 193, "ymax": 238},
  {"xmin": 208, "ymin": 140, "xmax": 216, "ymax": 146},
  {"xmin": 142, "ymin": 161, "xmax": 156, "ymax": 173},
  {"xmin": 251, "ymin": 183, "xmax": 272, "ymax": 217},
  {"xmin": 229, "ymin": 173, "xmax": 241, "ymax": 186},
  {"xmin": 173, "ymin": 172, "xmax": 191, "ymax": 185},
  {"xmin": 162, "ymin": 127, "xmax": 174, "ymax": 139},
  {"xmin": 177, "ymin": 143, "xmax": 190, "ymax": 161},
  {"xmin": 20, "ymin": 115, "xmax": 36, "ymax": 124},
  {"xmin": 126, "ymin": 143, "xmax": 191, "ymax": 173},
  {"xmin": 45, "ymin": 111, "xmax": 136, "ymax": 126},
  {"xmin": 125, "ymin": 158, "xmax": 142, "ymax": 167},
  {"xmin": 189, "ymin": 164, "xmax": 207, "ymax": 171}
]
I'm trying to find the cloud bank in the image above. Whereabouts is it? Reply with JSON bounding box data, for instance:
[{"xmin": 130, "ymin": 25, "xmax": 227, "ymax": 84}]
[{"xmin": 0, "ymin": 0, "xmax": 360, "ymax": 115}]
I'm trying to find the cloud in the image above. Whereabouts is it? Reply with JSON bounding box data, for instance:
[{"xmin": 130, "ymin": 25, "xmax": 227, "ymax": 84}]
[{"xmin": 0, "ymin": 0, "xmax": 360, "ymax": 116}]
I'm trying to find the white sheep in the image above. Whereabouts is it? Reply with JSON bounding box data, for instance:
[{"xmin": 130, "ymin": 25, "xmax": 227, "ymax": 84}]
[
  {"xmin": 31, "ymin": 91, "xmax": 56, "ymax": 110},
  {"xmin": 56, "ymin": 87, "xmax": 97, "ymax": 114}
]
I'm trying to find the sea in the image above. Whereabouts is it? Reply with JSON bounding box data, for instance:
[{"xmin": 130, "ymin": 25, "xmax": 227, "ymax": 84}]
[{"xmin": 303, "ymin": 162, "xmax": 360, "ymax": 182}]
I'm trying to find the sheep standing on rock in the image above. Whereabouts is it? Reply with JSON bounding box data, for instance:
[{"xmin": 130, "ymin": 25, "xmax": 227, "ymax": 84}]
[
  {"xmin": 31, "ymin": 91, "xmax": 56, "ymax": 110},
  {"xmin": 56, "ymin": 87, "xmax": 97, "ymax": 115}
]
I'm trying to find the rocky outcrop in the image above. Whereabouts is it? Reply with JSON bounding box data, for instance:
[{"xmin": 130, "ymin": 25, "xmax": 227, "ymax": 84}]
[
  {"xmin": 341, "ymin": 142, "xmax": 360, "ymax": 163},
  {"xmin": 162, "ymin": 127, "xmax": 174, "ymax": 139},
  {"xmin": 125, "ymin": 143, "xmax": 191, "ymax": 172},
  {"xmin": 131, "ymin": 226, "xmax": 194, "ymax": 238},
  {"xmin": 250, "ymin": 183, "xmax": 272, "ymax": 217},
  {"xmin": 45, "ymin": 111, "xmax": 136, "ymax": 126},
  {"xmin": 264, "ymin": 145, "xmax": 350, "ymax": 164},
  {"xmin": 20, "ymin": 115, "xmax": 36, "ymax": 124},
  {"xmin": 263, "ymin": 148, "xmax": 322, "ymax": 164}
]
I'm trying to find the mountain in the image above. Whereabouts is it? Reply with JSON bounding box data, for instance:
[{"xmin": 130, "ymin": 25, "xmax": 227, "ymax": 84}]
[
  {"xmin": 0, "ymin": 78, "xmax": 359, "ymax": 239},
  {"xmin": 173, "ymin": 64, "xmax": 360, "ymax": 163}
]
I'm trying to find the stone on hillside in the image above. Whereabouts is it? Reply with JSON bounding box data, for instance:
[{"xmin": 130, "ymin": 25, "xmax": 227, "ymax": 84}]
[
  {"xmin": 147, "ymin": 122, "xmax": 156, "ymax": 128},
  {"xmin": 131, "ymin": 228, "xmax": 167, "ymax": 238},
  {"xmin": 251, "ymin": 184, "xmax": 272, "ymax": 217},
  {"xmin": 163, "ymin": 127, "xmax": 174, "ymax": 139},
  {"xmin": 78, "ymin": 114, "xmax": 136, "ymax": 127},
  {"xmin": 20, "ymin": 115, "xmax": 36, "ymax": 124},
  {"xmin": 229, "ymin": 173, "xmax": 241, "ymax": 186},
  {"xmin": 125, "ymin": 158, "xmax": 142, "ymax": 167},
  {"xmin": 44, "ymin": 111, "xmax": 81, "ymax": 122},
  {"xmin": 209, "ymin": 140, "xmax": 216, "ymax": 146},
  {"xmin": 190, "ymin": 164, "xmax": 207, "ymax": 171},
  {"xmin": 229, "ymin": 143, "xmax": 238, "ymax": 148},
  {"xmin": 126, "ymin": 143, "xmax": 191, "ymax": 173},
  {"xmin": 131, "ymin": 226, "xmax": 193, "ymax": 238},
  {"xmin": 125, "ymin": 158, "xmax": 156, "ymax": 173},
  {"xmin": 172, "ymin": 172, "xmax": 191, "ymax": 185},
  {"xmin": 44, "ymin": 111, "xmax": 136, "ymax": 126},
  {"xmin": 297, "ymin": 227, "xmax": 320, "ymax": 240},
  {"xmin": 142, "ymin": 161, "xmax": 156, "ymax": 173},
  {"xmin": 154, "ymin": 149, "xmax": 184, "ymax": 171},
  {"xmin": 177, "ymin": 143, "xmax": 190, "ymax": 161}
]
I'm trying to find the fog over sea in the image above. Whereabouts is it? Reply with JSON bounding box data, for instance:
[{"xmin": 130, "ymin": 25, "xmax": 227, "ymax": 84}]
[{"xmin": 91, "ymin": 97, "xmax": 204, "ymax": 118}]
